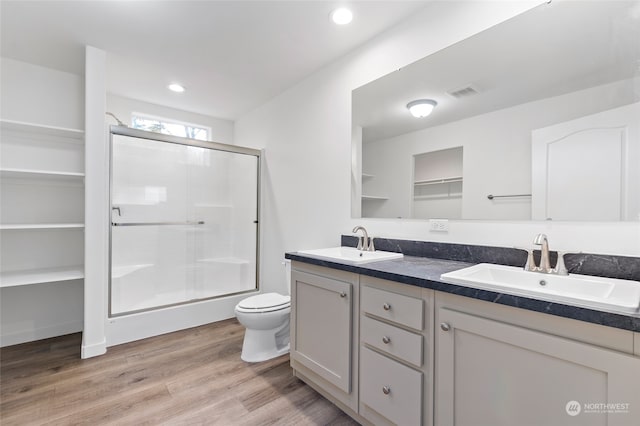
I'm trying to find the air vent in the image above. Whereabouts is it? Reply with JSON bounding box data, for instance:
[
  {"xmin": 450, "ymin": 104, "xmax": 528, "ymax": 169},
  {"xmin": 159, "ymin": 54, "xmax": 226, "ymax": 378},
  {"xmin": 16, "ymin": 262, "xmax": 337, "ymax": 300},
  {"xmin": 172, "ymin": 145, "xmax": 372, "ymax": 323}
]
[{"xmin": 446, "ymin": 85, "xmax": 480, "ymax": 99}]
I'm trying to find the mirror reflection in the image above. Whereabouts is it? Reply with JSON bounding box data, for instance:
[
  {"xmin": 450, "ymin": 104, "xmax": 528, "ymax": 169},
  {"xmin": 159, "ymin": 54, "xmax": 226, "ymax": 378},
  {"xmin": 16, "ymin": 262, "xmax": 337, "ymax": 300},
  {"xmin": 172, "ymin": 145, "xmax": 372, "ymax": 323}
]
[{"xmin": 352, "ymin": 1, "xmax": 640, "ymax": 221}]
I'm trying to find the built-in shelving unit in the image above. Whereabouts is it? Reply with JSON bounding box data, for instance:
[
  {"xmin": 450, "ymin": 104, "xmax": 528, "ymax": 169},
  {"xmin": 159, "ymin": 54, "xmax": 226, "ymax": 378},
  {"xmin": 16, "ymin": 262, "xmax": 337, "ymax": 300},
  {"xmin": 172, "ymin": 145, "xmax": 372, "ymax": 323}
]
[
  {"xmin": 0, "ymin": 119, "xmax": 85, "ymax": 290},
  {"xmin": 412, "ymin": 147, "xmax": 464, "ymax": 219},
  {"xmin": 361, "ymin": 172, "xmax": 388, "ymax": 202}
]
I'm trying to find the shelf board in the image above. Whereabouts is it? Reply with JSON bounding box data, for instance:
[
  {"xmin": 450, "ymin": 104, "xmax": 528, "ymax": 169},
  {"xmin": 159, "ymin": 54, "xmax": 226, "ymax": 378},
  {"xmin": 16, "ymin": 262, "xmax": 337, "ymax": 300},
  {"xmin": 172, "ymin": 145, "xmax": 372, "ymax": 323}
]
[
  {"xmin": 414, "ymin": 176, "xmax": 463, "ymax": 186},
  {"xmin": 0, "ymin": 168, "xmax": 85, "ymax": 180},
  {"xmin": 0, "ymin": 223, "xmax": 85, "ymax": 230},
  {"xmin": 0, "ymin": 118, "xmax": 84, "ymax": 139},
  {"xmin": 414, "ymin": 194, "xmax": 462, "ymax": 200},
  {"xmin": 362, "ymin": 195, "xmax": 389, "ymax": 201},
  {"xmin": 1, "ymin": 266, "xmax": 84, "ymax": 288},
  {"xmin": 362, "ymin": 173, "xmax": 374, "ymax": 179}
]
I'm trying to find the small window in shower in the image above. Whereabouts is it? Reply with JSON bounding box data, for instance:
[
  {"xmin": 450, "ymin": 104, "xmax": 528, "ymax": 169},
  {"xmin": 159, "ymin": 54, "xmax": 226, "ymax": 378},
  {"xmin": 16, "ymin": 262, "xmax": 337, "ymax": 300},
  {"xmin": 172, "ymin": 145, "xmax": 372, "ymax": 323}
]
[{"xmin": 131, "ymin": 113, "xmax": 210, "ymax": 141}]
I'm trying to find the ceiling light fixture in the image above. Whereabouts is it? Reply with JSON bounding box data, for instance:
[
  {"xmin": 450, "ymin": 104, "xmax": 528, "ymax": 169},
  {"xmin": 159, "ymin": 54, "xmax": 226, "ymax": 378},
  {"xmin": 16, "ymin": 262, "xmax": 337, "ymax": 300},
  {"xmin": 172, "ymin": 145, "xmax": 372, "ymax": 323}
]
[
  {"xmin": 168, "ymin": 83, "xmax": 186, "ymax": 93},
  {"xmin": 331, "ymin": 7, "xmax": 353, "ymax": 25},
  {"xmin": 407, "ymin": 99, "xmax": 437, "ymax": 118}
]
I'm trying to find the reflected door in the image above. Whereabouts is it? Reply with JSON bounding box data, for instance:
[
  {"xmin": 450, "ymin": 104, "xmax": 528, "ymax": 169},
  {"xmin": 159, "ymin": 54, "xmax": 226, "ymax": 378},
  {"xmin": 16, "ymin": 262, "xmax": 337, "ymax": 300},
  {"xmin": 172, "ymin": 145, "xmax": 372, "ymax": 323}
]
[
  {"xmin": 532, "ymin": 103, "xmax": 640, "ymax": 221},
  {"xmin": 110, "ymin": 134, "xmax": 258, "ymax": 316}
]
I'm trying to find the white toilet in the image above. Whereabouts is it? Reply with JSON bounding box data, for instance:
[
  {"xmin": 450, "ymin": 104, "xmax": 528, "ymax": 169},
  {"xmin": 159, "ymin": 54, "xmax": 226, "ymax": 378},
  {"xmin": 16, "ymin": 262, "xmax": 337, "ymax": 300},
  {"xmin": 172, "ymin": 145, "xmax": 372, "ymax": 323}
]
[{"xmin": 234, "ymin": 260, "xmax": 291, "ymax": 362}]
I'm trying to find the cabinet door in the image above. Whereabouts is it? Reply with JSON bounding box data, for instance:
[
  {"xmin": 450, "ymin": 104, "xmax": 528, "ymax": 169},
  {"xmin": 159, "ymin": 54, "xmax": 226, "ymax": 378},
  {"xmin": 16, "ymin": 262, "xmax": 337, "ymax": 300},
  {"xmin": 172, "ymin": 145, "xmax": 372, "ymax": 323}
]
[
  {"xmin": 291, "ymin": 270, "xmax": 352, "ymax": 393},
  {"xmin": 436, "ymin": 308, "xmax": 640, "ymax": 426}
]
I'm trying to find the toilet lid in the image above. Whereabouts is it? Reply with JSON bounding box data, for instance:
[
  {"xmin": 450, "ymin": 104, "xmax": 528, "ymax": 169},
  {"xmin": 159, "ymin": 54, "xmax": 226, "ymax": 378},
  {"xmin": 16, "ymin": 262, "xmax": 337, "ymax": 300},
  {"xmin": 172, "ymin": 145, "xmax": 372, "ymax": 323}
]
[{"xmin": 238, "ymin": 293, "xmax": 290, "ymax": 310}]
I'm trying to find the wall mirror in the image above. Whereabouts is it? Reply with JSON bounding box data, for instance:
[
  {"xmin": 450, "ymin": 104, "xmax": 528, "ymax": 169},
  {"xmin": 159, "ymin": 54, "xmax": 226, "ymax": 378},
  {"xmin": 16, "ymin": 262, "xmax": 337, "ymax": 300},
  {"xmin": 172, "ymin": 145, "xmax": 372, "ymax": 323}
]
[{"xmin": 351, "ymin": 1, "xmax": 640, "ymax": 221}]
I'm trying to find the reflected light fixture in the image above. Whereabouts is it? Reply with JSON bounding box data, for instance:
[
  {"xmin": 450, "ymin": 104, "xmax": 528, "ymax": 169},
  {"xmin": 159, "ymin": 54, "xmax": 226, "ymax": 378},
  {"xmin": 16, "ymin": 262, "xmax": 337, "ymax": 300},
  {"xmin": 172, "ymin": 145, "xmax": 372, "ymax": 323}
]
[
  {"xmin": 331, "ymin": 7, "xmax": 353, "ymax": 25},
  {"xmin": 168, "ymin": 83, "xmax": 186, "ymax": 93},
  {"xmin": 407, "ymin": 99, "xmax": 437, "ymax": 118}
]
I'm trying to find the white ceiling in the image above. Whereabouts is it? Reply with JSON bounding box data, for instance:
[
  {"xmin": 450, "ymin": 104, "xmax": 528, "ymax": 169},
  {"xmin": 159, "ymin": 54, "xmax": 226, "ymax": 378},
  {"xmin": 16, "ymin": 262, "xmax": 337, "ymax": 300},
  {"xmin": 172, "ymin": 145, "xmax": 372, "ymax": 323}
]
[{"xmin": 0, "ymin": 0, "xmax": 430, "ymax": 120}]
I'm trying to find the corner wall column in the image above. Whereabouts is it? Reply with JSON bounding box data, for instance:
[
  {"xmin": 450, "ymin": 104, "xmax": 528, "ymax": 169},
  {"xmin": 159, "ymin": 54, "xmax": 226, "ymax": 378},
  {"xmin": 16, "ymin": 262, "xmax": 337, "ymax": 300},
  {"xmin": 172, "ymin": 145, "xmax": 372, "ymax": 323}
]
[{"xmin": 82, "ymin": 45, "xmax": 108, "ymax": 358}]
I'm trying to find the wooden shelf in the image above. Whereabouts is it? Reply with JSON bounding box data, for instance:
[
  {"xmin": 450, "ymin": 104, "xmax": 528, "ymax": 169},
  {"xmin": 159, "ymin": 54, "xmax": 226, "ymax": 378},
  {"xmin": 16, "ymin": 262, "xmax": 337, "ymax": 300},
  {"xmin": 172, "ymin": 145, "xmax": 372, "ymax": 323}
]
[
  {"xmin": 362, "ymin": 195, "xmax": 389, "ymax": 201},
  {"xmin": 0, "ymin": 223, "xmax": 84, "ymax": 230},
  {"xmin": 1, "ymin": 266, "xmax": 84, "ymax": 288},
  {"xmin": 414, "ymin": 176, "xmax": 463, "ymax": 186},
  {"xmin": 0, "ymin": 119, "xmax": 84, "ymax": 140}
]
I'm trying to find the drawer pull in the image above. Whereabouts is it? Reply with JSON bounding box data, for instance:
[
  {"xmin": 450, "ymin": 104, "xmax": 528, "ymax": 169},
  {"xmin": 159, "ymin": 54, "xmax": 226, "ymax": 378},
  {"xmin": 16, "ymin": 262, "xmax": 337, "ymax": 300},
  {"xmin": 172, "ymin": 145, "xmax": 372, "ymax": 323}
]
[
  {"xmin": 339, "ymin": 292, "xmax": 347, "ymax": 298},
  {"xmin": 440, "ymin": 322, "xmax": 451, "ymax": 332},
  {"xmin": 382, "ymin": 385, "xmax": 391, "ymax": 395},
  {"xmin": 382, "ymin": 336, "xmax": 391, "ymax": 344},
  {"xmin": 383, "ymin": 303, "xmax": 391, "ymax": 311}
]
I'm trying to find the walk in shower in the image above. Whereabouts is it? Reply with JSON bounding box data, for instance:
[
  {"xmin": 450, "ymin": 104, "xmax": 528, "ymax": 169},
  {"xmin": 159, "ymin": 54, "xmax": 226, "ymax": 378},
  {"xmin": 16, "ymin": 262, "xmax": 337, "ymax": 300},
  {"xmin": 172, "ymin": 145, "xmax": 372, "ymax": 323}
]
[{"xmin": 109, "ymin": 127, "xmax": 260, "ymax": 317}]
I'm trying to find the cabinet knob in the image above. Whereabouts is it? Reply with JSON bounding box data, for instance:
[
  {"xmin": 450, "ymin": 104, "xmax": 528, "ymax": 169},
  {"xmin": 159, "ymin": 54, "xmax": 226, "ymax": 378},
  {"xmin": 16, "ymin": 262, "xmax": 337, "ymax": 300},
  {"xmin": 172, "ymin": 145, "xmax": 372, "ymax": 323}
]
[
  {"xmin": 382, "ymin": 385, "xmax": 391, "ymax": 395},
  {"xmin": 339, "ymin": 292, "xmax": 347, "ymax": 298},
  {"xmin": 382, "ymin": 336, "xmax": 391, "ymax": 344},
  {"xmin": 383, "ymin": 303, "xmax": 391, "ymax": 311},
  {"xmin": 440, "ymin": 322, "xmax": 451, "ymax": 332}
]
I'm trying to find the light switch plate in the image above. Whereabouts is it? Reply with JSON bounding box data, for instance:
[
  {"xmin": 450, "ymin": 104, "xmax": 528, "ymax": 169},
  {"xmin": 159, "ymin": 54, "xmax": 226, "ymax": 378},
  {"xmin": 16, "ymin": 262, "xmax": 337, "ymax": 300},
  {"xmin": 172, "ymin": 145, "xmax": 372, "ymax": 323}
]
[{"xmin": 429, "ymin": 219, "xmax": 449, "ymax": 232}]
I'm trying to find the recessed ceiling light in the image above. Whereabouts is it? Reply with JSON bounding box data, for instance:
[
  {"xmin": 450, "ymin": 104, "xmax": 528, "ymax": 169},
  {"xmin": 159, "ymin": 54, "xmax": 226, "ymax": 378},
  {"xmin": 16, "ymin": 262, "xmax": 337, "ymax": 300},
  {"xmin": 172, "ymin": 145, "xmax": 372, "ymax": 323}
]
[
  {"xmin": 168, "ymin": 83, "xmax": 185, "ymax": 93},
  {"xmin": 407, "ymin": 99, "xmax": 437, "ymax": 118},
  {"xmin": 331, "ymin": 7, "xmax": 353, "ymax": 25}
]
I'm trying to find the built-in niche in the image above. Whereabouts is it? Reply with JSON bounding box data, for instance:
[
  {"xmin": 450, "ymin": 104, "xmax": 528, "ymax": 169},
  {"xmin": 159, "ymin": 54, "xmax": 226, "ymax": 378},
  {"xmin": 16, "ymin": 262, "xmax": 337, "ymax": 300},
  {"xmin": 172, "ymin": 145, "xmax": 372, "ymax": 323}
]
[{"xmin": 412, "ymin": 146, "xmax": 463, "ymax": 219}]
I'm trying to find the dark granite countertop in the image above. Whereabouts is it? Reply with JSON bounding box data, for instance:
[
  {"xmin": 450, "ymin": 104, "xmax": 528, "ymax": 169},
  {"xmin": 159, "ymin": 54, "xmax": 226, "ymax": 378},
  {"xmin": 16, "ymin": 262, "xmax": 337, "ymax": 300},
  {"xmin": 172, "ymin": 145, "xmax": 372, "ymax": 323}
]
[{"xmin": 285, "ymin": 250, "xmax": 640, "ymax": 333}]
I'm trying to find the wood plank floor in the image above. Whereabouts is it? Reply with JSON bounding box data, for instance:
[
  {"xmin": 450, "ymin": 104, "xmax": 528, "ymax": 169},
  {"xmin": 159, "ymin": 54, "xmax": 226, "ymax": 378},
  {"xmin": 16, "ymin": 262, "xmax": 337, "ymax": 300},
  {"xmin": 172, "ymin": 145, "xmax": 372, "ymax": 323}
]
[{"xmin": 0, "ymin": 319, "xmax": 360, "ymax": 425}]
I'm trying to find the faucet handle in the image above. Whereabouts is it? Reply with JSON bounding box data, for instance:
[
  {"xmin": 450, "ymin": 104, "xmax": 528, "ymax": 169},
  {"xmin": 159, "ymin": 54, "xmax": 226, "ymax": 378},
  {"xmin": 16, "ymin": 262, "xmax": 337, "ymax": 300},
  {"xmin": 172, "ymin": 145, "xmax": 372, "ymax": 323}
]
[
  {"xmin": 523, "ymin": 248, "xmax": 537, "ymax": 272},
  {"xmin": 554, "ymin": 251, "xmax": 569, "ymax": 276},
  {"xmin": 367, "ymin": 238, "xmax": 375, "ymax": 252}
]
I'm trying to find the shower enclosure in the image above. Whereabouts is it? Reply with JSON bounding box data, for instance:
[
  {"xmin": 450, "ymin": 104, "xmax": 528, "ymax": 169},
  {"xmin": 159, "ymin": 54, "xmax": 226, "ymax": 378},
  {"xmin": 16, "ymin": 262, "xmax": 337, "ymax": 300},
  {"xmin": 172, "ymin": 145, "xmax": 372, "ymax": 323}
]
[{"xmin": 109, "ymin": 127, "xmax": 260, "ymax": 316}]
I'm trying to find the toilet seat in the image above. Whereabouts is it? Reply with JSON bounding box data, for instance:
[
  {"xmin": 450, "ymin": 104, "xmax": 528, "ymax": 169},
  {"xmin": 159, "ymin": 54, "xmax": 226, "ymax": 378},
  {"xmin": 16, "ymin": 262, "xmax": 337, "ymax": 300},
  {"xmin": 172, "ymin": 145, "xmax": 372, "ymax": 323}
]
[{"xmin": 236, "ymin": 292, "xmax": 291, "ymax": 313}]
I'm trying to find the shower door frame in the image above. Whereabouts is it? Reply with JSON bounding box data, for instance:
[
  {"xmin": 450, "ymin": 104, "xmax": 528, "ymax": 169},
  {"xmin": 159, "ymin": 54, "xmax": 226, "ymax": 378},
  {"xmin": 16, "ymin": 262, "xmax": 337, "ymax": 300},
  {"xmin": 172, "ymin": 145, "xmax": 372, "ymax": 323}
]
[{"xmin": 108, "ymin": 125, "xmax": 261, "ymax": 318}]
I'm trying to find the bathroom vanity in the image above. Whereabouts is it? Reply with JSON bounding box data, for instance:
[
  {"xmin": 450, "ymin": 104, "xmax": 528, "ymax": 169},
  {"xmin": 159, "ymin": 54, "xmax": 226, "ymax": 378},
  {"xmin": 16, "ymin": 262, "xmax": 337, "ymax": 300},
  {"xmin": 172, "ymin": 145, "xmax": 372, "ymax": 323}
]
[{"xmin": 286, "ymin": 240, "xmax": 640, "ymax": 426}]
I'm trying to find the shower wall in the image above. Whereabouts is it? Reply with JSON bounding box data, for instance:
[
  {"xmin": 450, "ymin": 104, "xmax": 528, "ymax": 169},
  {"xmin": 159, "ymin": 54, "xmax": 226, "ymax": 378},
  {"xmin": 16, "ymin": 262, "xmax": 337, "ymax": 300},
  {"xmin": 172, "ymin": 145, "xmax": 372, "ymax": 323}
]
[{"xmin": 110, "ymin": 132, "xmax": 259, "ymax": 316}]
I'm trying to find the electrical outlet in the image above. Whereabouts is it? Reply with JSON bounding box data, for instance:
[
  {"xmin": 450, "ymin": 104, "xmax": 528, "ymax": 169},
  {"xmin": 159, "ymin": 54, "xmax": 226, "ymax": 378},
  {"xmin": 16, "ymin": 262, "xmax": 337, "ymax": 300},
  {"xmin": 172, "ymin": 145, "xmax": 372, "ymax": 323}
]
[{"xmin": 429, "ymin": 219, "xmax": 449, "ymax": 232}]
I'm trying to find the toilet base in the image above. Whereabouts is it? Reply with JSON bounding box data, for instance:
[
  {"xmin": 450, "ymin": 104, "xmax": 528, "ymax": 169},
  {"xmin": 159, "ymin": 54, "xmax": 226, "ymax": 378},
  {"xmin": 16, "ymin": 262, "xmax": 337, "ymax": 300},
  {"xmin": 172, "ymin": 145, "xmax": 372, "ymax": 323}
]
[{"xmin": 240, "ymin": 324, "xmax": 290, "ymax": 363}]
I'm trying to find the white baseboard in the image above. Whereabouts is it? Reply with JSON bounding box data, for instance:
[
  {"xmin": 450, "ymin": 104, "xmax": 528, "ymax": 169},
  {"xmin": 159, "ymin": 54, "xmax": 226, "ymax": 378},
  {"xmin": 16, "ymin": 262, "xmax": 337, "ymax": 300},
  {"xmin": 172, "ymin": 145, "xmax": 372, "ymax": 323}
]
[
  {"xmin": 0, "ymin": 320, "xmax": 83, "ymax": 348},
  {"xmin": 81, "ymin": 338, "xmax": 107, "ymax": 359}
]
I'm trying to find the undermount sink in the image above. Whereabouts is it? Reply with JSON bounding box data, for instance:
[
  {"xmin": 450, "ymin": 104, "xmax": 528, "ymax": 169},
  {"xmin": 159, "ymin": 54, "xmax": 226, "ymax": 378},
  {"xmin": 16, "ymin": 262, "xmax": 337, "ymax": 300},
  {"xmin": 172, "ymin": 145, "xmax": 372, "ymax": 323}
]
[
  {"xmin": 297, "ymin": 246, "xmax": 403, "ymax": 265},
  {"xmin": 441, "ymin": 263, "xmax": 640, "ymax": 314}
]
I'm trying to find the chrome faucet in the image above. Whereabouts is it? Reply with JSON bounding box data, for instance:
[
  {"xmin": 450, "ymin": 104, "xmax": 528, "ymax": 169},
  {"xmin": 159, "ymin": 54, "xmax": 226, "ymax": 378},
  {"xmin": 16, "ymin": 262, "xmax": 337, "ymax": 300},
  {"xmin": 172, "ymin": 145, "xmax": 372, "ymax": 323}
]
[
  {"xmin": 352, "ymin": 226, "xmax": 375, "ymax": 251},
  {"xmin": 525, "ymin": 233, "xmax": 568, "ymax": 275}
]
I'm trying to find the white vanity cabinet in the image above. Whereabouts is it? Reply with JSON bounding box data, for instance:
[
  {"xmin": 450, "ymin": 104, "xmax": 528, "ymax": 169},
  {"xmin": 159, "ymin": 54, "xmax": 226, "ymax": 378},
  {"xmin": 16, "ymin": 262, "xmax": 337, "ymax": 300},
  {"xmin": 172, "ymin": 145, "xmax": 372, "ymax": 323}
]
[
  {"xmin": 434, "ymin": 292, "xmax": 640, "ymax": 426},
  {"xmin": 290, "ymin": 260, "xmax": 639, "ymax": 426},
  {"xmin": 290, "ymin": 262, "xmax": 360, "ymax": 412}
]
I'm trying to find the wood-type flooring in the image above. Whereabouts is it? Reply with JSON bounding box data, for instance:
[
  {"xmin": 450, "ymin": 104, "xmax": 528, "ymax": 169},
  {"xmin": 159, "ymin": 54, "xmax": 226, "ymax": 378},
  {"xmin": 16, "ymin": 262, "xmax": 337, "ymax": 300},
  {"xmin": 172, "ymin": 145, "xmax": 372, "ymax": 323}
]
[{"xmin": 0, "ymin": 318, "xmax": 359, "ymax": 425}]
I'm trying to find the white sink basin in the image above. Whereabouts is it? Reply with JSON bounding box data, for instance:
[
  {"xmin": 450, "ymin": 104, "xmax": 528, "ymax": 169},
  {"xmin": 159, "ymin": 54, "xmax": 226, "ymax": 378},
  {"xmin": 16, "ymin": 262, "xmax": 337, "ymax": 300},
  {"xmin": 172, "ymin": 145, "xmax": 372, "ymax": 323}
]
[
  {"xmin": 297, "ymin": 246, "xmax": 403, "ymax": 265},
  {"xmin": 441, "ymin": 263, "xmax": 640, "ymax": 314}
]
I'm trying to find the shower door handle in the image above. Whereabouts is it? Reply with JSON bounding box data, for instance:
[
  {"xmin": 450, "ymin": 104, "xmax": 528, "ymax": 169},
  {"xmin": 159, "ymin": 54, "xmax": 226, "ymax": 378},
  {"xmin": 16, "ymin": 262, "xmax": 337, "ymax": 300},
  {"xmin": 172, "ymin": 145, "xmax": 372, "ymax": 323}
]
[{"xmin": 111, "ymin": 221, "xmax": 205, "ymax": 226}]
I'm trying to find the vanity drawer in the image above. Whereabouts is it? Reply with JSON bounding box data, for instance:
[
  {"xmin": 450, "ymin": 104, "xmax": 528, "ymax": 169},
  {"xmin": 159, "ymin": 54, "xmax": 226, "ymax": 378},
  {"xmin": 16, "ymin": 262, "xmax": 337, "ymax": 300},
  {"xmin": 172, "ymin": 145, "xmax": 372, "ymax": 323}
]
[
  {"xmin": 361, "ymin": 285, "xmax": 423, "ymax": 330},
  {"xmin": 360, "ymin": 347, "xmax": 422, "ymax": 425},
  {"xmin": 361, "ymin": 315, "xmax": 422, "ymax": 367}
]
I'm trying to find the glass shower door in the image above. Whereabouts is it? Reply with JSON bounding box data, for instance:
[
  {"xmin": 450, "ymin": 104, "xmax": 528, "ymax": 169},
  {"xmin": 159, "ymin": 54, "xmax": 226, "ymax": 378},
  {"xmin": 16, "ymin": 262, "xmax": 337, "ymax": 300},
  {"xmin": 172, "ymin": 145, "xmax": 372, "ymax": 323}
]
[{"xmin": 110, "ymin": 132, "xmax": 258, "ymax": 316}]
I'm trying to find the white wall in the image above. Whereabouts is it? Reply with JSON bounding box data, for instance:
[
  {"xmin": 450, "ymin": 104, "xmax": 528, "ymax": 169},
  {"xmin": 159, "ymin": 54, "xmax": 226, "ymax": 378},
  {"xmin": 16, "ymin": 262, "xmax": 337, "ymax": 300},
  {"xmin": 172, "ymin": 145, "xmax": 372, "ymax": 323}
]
[
  {"xmin": 364, "ymin": 78, "xmax": 637, "ymax": 220},
  {"xmin": 1, "ymin": 57, "xmax": 85, "ymax": 346},
  {"xmin": 1, "ymin": 57, "xmax": 84, "ymax": 128},
  {"xmin": 106, "ymin": 94, "xmax": 234, "ymax": 144},
  {"xmin": 235, "ymin": 1, "xmax": 640, "ymax": 296}
]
